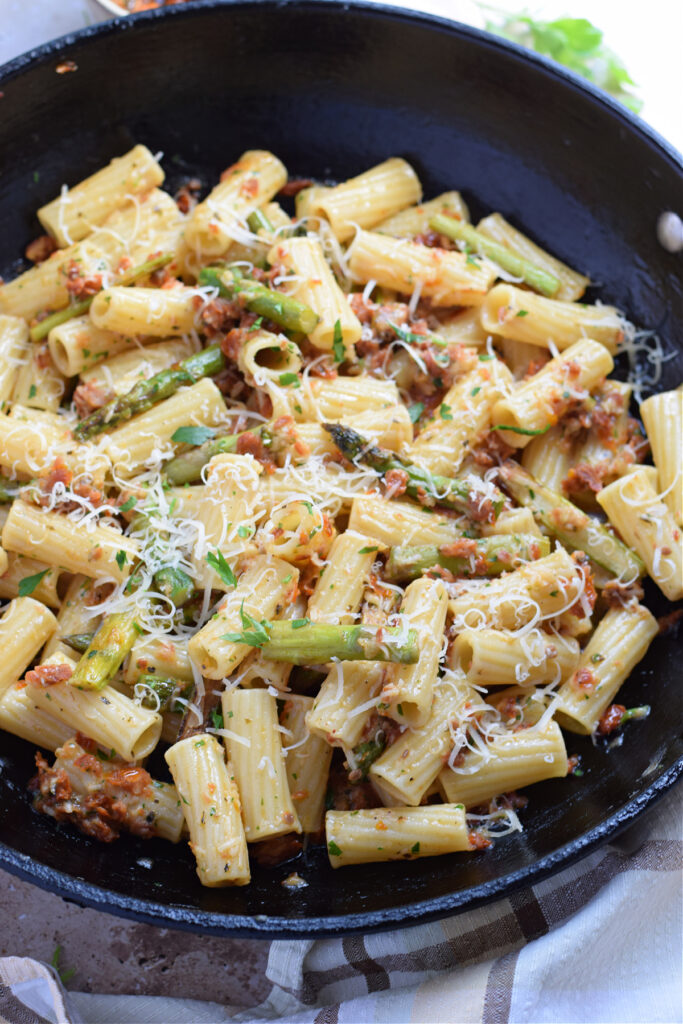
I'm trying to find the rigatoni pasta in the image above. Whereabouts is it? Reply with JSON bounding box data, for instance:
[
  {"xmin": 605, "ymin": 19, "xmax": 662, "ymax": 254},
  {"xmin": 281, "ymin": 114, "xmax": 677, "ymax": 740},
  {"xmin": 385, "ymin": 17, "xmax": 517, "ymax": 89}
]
[{"xmin": 0, "ymin": 142, "xmax": 676, "ymax": 885}]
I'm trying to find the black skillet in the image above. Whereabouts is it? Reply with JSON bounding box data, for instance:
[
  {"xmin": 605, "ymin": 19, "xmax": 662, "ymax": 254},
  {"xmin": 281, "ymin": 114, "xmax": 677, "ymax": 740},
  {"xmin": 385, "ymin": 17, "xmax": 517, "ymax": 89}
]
[{"xmin": 0, "ymin": 1, "xmax": 681, "ymax": 938}]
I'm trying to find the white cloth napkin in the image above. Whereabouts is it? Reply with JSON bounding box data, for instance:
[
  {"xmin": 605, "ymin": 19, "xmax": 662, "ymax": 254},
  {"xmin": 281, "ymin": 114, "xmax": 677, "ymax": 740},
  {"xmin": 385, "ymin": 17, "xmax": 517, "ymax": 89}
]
[{"xmin": 2, "ymin": 787, "xmax": 680, "ymax": 1024}]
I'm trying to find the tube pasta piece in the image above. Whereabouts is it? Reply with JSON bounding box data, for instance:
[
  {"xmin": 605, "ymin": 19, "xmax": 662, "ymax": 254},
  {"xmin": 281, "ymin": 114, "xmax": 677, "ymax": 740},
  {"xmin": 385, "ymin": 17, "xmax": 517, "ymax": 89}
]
[
  {"xmin": 555, "ymin": 603, "xmax": 658, "ymax": 735},
  {"xmin": 375, "ymin": 191, "xmax": 470, "ymax": 238},
  {"xmin": 521, "ymin": 425, "xmax": 574, "ymax": 492},
  {"xmin": 640, "ymin": 390, "xmax": 682, "ymax": 526},
  {"xmin": 12, "ymin": 343, "xmax": 66, "ymax": 413},
  {"xmin": 306, "ymin": 662, "xmax": 385, "ymax": 748},
  {"xmin": 0, "ymin": 597, "xmax": 57, "ymax": 699},
  {"xmin": 0, "ymin": 316, "xmax": 29, "ymax": 405},
  {"xmin": 436, "ymin": 307, "xmax": 490, "ymax": 347},
  {"xmin": 383, "ymin": 577, "xmax": 448, "ymax": 728},
  {"xmin": 448, "ymin": 548, "xmax": 585, "ymax": 631},
  {"xmin": 237, "ymin": 329, "xmax": 303, "ymax": 386},
  {"xmin": 38, "ymin": 145, "xmax": 164, "ymax": 246},
  {"xmin": 267, "ymin": 237, "xmax": 361, "ymax": 354},
  {"xmin": 100, "ymin": 377, "xmax": 227, "ymax": 478},
  {"xmin": 89, "ymin": 286, "xmax": 199, "ymax": 337},
  {"xmin": 326, "ymin": 804, "xmax": 470, "ymax": 867},
  {"xmin": 452, "ymin": 628, "xmax": 580, "ymax": 686},
  {"xmin": 23, "ymin": 652, "xmax": 162, "ymax": 760},
  {"xmin": 406, "ymin": 361, "xmax": 512, "ymax": 477},
  {"xmin": 307, "ymin": 532, "xmax": 379, "ymax": 624},
  {"xmin": 349, "ymin": 495, "xmax": 463, "ymax": 548},
  {"xmin": 188, "ymin": 556, "xmax": 298, "ymax": 679},
  {"xmin": 477, "ymin": 213, "xmax": 590, "ymax": 302},
  {"xmin": 185, "ymin": 150, "xmax": 287, "ymax": 258},
  {"xmin": 262, "ymin": 499, "xmax": 335, "ymax": 567},
  {"xmin": 1, "ymin": 500, "xmax": 139, "ymax": 584},
  {"xmin": 0, "ymin": 240, "xmax": 109, "ymax": 321},
  {"xmin": 597, "ymin": 469, "xmax": 683, "ymax": 600},
  {"xmin": 221, "ymin": 689, "xmax": 301, "ymax": 841},
  {"xmin": 191, "ymin": 452, "xmax": 262, "ymax": 589},
  {"xmin": 348, "ymin": 230, "xmax": 496, "ymax": 307},
  {"xmin": 280, "ymin": 694, "xmax": 333, "ymax": 833},
  {"xmin": 311, "ymin": 158, "xmax": 422, "ymax": 243},
  {"xmin": 48, "ymin": 315, "xmax": 143, "ymax": 377},
  {"xmin": 439, "ymin": 721, "xmax": 568, "ymax": 807},
  {"xmin": 492, "ymin": 338, "xmax": 614, "ymax": 448},
  {"xmin": 298, "ymin": 373, "xmax": 400, "ymax": 422},
  {"xmin": 480, "ymin": 284, "xmax": 622, "ymax": 353},
  {"xmin": 480, "ymin": 506, "xmax": 543, "ymax": 538},
  {"xmin": 0, "ymin": 553, "xmax": 65, "ymax": 609},
  {"xmin": 79, "ymin": 336, "xmax": 199, "ymax": 395},
  {"xmin": 0, "ymin": 680, "xmax": 73, "ymax": 752},
  {"xmin": 2, "ymin": 406, "xmax": 112, "ymax": 492},
  {"xmin": 124, "ymin": 636, "xmax": 193, "ymax": 687},
  {"xmin": 371, "ymin": 676, "xmax": 477, "ymax": 806},
  {"xmin": 165, "ymin": 734, "xmax": 250, "ymax": 886}
]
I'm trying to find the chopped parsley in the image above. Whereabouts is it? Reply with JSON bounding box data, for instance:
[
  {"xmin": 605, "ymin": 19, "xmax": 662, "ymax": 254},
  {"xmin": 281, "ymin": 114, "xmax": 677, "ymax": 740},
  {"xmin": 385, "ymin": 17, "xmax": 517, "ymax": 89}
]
[
  {"xmin": 278, "ymin": 372, "xmax": 300, "ymax": 387},
  {"xmin": 439, "ymin": 402, "xmax": 453, "ymax": 421},
  {"xmin": 171, "ymin": 425, "xmax": 216, "ymax": 446},
  {"xmin": 210, "ymin": 708, "xmax": 224, "ymax": 729},
  {"xmin": 237, "ymin": 524, "xmax": 251, "ymax": 538},
  {"xmin": 115, "ymin": 550, "xmax": 127, "ymax": 571},
  {"xmin": 222, "ymin": 602, "xmax": 271, "ymax": 647},
  {"xmin": 497, "ymin": 424, "xmax": 551, "ymax": 436},
  {"xmin": 18, "ymin": 569, "xmax": 49, "ymax": 597},
  {"xmin": 332, "ymin": 319, "xmax": 345, "ymax": 362},
  {"xmin": 206, "ymin": 549, "xmax": 237, "ymax": 588},
  {"xmin": 119, "ymin": 496, "xmax": 137, "ymax": 513},
  {"xmin": 411, "ymin": 842, "xmax": 420, "ymax": 853},
  {"xmin": 408, "ymin": 401, "xmax": 424, "ymax": 424},
  {"xmin": 358, "ymin": 546, "xmax": 378, "ymax": 554},
  {"xmin": 328, "ymin": 840, "xmax": 343, "ymax": 856}
]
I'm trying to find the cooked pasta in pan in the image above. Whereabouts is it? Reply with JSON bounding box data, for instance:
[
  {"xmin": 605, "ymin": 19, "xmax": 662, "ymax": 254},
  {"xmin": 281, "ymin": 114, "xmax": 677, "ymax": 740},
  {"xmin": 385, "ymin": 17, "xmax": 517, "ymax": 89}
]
[{"xmin": 0, "ymin": 146, "xmax": 679, "ymax": 885}]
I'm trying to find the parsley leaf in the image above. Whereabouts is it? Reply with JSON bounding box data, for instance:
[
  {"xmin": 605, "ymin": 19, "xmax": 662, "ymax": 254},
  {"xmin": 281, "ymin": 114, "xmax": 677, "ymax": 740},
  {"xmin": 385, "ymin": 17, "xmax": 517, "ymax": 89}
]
[
  {"xmin": 332, "ymin": 319, "xmax": 345, "ymax": 363},
  {"xmin": 411, "ymin": 841, "xmax": 420, "ymax": 853},
  {"xmin": 222, "ymin": 602, "xmax": 271, "ymax": 647},
  {"xmin": 328, "ymin": 840, "xmax": 343, "ymax": 856},
  {"xmin": 516, "ymin": 309, "xmax": 529, "ymax": 317},
  {"xmin": 278, "ymin": 372, "xmax": 300, "ymax": 387},
  {"xmin": 486, "ymin": 14, "xmax": 642, "ymax": 113},
  {"xmin": 18, "ymin": 569, "xmax": 49, "ymax": 597},
  {"xmin": 358, "ymin": 545, "xmax": 378, "ymax": 554},
  {"xmin": 119, "ymin": 496, "xmax": 137, "ymax": 513},
  {"xmin": 206, "ymin": 549, "xmax": 237, "ymax": 588},
  {"xmin": 171, "ymin": 425, "xmax": 216, "ymax": 446},
  {"xmin": 439, "ymin": 402, "xmax": 453, "ymax": 420},
  {"xmin": 248, "ymin": 316, "xmax": 264, "ymax": 332},
  {"xmin": 408, "ymin": 401, "xmax": 424, "ymax": 424},
  {"xmin": 115, "ymin": 550, "xmax": 127, "ymax": 570}
]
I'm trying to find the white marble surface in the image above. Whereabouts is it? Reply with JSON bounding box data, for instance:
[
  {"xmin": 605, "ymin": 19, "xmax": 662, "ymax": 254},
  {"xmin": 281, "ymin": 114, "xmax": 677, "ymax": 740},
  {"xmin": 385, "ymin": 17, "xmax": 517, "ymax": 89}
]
[{"xmin": 0, "ymin": 0, "xmax": 680, "ymax": 151}]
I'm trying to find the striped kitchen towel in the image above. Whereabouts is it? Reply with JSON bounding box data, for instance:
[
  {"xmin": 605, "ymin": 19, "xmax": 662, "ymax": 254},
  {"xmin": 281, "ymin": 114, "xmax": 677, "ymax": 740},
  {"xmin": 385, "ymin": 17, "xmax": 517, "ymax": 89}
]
[{"xmin": 1, "ymin": 786, "xmax": 681, "ymax": 1024}]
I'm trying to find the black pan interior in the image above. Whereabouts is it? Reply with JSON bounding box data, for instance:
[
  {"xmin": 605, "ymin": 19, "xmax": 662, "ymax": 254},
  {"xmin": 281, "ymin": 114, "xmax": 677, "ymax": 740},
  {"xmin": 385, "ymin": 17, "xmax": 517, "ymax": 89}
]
[{"xmin": 0, "ymin": 0, "xmax": 681, "ymax": 937}]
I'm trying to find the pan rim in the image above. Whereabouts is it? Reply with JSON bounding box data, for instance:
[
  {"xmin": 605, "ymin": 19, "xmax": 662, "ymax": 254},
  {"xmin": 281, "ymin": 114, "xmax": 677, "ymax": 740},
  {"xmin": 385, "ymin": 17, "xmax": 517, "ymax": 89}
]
[{"xmin": 0, "ymin": 0, "xmax": 681, "ymax": 937}]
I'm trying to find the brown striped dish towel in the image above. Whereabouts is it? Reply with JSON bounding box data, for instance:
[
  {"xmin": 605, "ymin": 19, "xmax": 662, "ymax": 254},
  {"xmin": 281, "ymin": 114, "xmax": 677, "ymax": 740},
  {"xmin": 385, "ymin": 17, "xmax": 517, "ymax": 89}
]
[{"xmin": 1, "ymin": 787, "xmax": 681, "ymax": 1024}]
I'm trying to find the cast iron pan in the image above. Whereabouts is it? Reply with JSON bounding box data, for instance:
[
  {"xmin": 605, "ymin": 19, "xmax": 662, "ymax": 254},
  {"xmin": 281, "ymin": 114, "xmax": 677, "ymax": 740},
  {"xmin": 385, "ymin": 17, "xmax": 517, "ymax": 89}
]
[{"xmin": 0, "ymin": 1, "xmax": 681, "ymax": 938}]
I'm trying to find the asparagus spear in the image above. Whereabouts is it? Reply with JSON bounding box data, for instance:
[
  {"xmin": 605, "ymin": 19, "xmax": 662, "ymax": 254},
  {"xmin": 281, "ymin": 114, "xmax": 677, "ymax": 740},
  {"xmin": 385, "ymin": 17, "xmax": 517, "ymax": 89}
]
[
  {"xmin": 134, "ymin": 673, "xmax": 193, "ymax": 712},
  {"xmin": 154, "ymin": 566, "xmax": 195, "ymax": 607},
  {"xmin": 29, "ymin": 253, "xmax": 174, "ymax": 342},
  {"xmin": 247, "ymin": 208, "xmax": 275, "ymax": 234},
  {"xmin": 198, "ymin": 265, "xmax": 319, "ymax": 334},
  {"xmin": 62, "ymin": 632, "xmax": 94, "ymax": 654},
  {"xmin": 163, "ymin": 424, "xmax": 275, "ymax": 485},
  {"xmin": 499, "ymin": 460, "xmax": 645, "ymax": 579},
  {"xmin": 224, "ymin": 618, "xmax": 419, "ymax": 664},
  {"xmin": 385, "ymin": 534, "xmax": 551, "ymax": 582},
  {"xmin": 69, "ymin": 611, "xmax": 139, "ymax": 691},
  {"xmin": 73, "ymin": 344, "xmax": 226, "ymax": 440},
  {"xmin": 429, "ymin": 214, "xmax": 560, "ymax": 298},
  {"xmin": 324, "ymin": 423, "xmax": 505, "ymax": 523}
]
